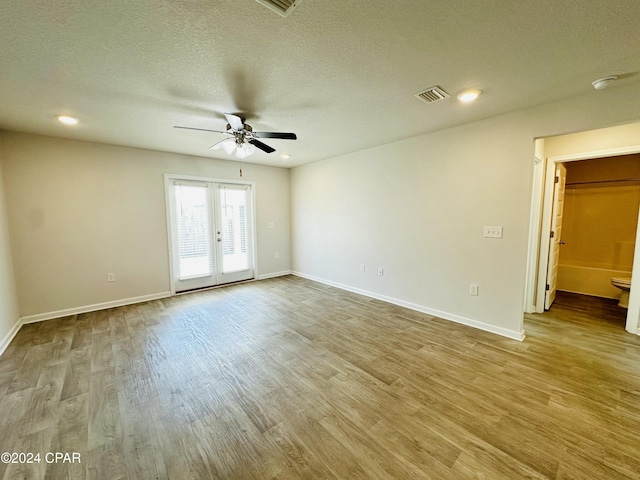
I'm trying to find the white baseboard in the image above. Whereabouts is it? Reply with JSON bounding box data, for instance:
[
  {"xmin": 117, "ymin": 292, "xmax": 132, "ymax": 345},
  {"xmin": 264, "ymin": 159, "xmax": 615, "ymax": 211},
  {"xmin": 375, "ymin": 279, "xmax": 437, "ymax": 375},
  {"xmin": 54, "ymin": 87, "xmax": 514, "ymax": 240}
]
[
  {"xmin": 258, "ymin": 270, "xmax": 292, "ymax": 280},
  {"xmin": 291, "ymin": 271, "xmax": 525, "ymax": 342},
  {"xmin": 20, "ymin": 291, "xmax": 172, "ymax": 324},
  {"xmin": 0, "ymin": 317, "xmax": 22, "ymax": 358},
  {"xmin": 16, "ymin": 274, "xmax": 294, "ymax": 327}
]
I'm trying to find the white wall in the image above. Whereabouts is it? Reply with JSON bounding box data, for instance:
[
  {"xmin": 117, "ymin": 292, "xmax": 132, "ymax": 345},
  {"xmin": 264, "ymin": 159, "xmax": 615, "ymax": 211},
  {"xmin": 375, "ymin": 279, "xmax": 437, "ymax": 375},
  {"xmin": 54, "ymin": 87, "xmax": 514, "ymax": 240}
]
[
  {"xmin": 0, "ymin": 132, "xmax": 291, "ymax": 319},
  {"xmin": 0, "ymin": 152, "xmax": 20, "ymax": 354},
  {"xmin": 291, "ymin": 82, "xmax": 640, "ymax": 340}
]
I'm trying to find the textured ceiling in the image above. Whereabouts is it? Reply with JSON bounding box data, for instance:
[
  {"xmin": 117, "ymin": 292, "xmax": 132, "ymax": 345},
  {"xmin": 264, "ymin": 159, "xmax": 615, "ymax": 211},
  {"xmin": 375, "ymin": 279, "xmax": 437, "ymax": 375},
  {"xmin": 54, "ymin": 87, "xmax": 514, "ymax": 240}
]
[{"xmin": 1, "ymin": 0, "xmax": 640, "ymax": 167}]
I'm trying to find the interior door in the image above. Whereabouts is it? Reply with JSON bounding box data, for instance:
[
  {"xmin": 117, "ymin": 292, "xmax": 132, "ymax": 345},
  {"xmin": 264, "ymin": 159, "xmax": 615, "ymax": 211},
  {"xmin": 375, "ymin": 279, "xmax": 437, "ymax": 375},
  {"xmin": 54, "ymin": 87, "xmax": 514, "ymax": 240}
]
[
  {"xmin": 544, "ymin": 163, "xmax": 567, "ymax": 309},
  {"xmin": 169, "ymin": 179, "xmax": 254, "ymax": 293}
]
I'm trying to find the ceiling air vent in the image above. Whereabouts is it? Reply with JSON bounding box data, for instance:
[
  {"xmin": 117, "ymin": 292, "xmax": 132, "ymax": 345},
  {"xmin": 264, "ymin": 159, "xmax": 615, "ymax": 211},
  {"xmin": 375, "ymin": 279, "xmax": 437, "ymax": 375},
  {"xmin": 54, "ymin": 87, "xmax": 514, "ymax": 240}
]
[
  {"xmin": 414, "ymin": 86, "xmax": 450, "ymax": 104},
  {"xmin": 255, "ymin": 0, "xmax": 301, "ymax": 17}
]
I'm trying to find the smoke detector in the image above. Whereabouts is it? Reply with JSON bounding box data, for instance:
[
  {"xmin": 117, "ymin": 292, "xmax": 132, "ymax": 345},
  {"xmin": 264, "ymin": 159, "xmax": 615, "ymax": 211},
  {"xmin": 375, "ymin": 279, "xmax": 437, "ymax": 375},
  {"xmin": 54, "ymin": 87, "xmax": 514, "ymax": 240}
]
[{"xmin": 592, "ymin": 76, "xmax": 618, "ymax": 90}]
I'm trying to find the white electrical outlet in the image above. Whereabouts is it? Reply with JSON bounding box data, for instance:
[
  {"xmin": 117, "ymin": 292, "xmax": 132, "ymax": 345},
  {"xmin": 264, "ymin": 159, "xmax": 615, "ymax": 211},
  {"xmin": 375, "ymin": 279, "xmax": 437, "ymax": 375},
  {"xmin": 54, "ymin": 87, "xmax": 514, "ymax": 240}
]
[
  {"xmin": 107, "ymin": 273, "xmax": 115, "ymax": 282},
  {"xmin": 360, "ymin": 264, "xmax": 366, "ymax": 273},
  {"xmin": 483, "ymin": 226, "xmax": 503, "ymax": 238},
  {"xmin": 378, "ymin": 267, "xmax": 384, "ymax": 276},
  {"xmin": 274, "ymin": 252, "xmax": 279, "ymax": 259},
  {"xmin": 268, "ymin": 221, "xmax": 275, "ymax": 229},
  {"xmin": 469, "ymin": 284, "xmax": 479, "ymax": 296}
]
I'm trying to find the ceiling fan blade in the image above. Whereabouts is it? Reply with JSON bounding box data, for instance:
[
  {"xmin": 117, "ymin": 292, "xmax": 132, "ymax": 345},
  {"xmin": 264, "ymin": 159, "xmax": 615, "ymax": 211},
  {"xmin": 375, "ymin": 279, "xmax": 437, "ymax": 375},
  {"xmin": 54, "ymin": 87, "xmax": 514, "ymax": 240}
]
[
  {"xmin": 209, "ymin": 138, "xmax": 235, "ymax": 151},
  {"xmin": 249, "ymin": 139, "xmax": 276, "ymax": 154},
  {"xmin": 174, "ymin": 125, "xmax": 227, "ymax": 134},
  {"xmin": 253, "ymin": 132, "xmax": 297, "ymax": 140},
  {"xmin": 224, "ymin": 113, "xmax": 244, "ymax": 131}
]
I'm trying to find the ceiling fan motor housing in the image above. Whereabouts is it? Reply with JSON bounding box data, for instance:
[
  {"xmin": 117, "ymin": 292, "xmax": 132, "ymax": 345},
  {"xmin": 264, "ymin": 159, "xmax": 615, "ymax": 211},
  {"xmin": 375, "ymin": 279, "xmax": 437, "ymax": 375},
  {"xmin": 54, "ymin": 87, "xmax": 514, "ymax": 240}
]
[{"xmin": 227, "ymin": 122, "xmax": 252, "ymax": 132}]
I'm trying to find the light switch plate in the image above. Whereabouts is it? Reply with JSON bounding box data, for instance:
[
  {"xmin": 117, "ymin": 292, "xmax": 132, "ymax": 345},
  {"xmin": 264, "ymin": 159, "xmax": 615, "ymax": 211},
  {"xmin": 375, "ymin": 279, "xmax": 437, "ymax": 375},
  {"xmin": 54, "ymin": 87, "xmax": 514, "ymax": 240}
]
[{"xmin": 484, "ymin": 226, "xmax": 503, "ymax": 238}]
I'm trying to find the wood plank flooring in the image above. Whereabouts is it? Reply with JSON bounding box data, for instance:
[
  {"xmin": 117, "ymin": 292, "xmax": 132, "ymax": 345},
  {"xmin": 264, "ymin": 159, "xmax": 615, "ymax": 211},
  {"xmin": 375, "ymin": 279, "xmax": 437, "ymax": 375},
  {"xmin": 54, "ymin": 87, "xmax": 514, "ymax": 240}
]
[{"xmin": 1, "ymin": 277, "xmax": 640, "ymax": 479}]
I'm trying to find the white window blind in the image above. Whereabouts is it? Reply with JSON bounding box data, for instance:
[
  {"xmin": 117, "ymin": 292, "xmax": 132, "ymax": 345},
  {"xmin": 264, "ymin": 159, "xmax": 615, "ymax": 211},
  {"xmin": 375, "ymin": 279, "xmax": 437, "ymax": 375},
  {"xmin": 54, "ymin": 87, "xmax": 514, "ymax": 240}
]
[
  {"xmin": 174, "ymin": 183, "xmax": 213, "ymax": 279},
  {"xmin": 219, "ymin": 185, "xmax": 249, "ymax": 273}
]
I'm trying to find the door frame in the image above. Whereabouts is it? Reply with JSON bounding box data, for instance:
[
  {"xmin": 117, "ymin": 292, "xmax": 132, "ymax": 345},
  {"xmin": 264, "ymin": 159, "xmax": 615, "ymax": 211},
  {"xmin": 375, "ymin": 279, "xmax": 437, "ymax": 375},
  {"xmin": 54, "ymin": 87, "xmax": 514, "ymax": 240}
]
[
  {"xmin": 526, "ymin": 145, "xmax": 640, "ymax": 334},
  {"xmin": 523, "ymin": 141, "xmax": 546, "ymax": 313},
  {"xmin": 164, "ymin": 173, "xmax": 257, "ymax": 295}
]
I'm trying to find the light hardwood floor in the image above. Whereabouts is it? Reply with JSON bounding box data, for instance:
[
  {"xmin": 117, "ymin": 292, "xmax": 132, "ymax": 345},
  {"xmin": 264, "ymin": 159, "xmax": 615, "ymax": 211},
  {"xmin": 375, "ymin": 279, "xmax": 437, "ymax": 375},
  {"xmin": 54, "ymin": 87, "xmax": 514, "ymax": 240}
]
[{"xmin": 1, "ymin": 277, "xmax": 640, "ymax": 479}]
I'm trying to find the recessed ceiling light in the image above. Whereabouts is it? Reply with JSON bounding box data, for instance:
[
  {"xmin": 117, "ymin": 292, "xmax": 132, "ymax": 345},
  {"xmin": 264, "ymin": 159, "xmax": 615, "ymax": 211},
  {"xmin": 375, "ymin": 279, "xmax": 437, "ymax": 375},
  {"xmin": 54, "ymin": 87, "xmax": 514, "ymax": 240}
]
[
  {"xmin": 57, "ymin": 115, "xmax": 78, "ymax": 125},
  {"xmin": 280, "ymin": 153, "xmax": 290, "ymax": 159},
  {"xmin": 592, "ymin": 76, "xmax": 618, "ymax": 90},
  {"xmin": 457, "ymin": 90, "xmax": 482, "ymax": 103}
]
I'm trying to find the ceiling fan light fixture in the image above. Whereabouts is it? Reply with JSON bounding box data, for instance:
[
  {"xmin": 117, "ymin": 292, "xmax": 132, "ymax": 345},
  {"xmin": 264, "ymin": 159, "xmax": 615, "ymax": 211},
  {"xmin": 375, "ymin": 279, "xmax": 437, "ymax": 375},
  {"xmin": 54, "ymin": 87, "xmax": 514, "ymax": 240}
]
[
  {"xmin": 235, "ymin": 143, "xmax": 256, "ymax": 159},
  {"xmin": 221, "ymin": 139, "xmax": 236, "ymax": 155}
]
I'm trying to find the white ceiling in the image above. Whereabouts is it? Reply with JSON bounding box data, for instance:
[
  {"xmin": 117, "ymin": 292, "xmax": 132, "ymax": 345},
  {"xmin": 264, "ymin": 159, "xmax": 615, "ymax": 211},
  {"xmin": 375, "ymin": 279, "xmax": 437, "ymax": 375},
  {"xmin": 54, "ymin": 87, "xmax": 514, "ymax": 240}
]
[{"xmin": 1, "ymin": 0, "xmax": 640, "ymax": 167}]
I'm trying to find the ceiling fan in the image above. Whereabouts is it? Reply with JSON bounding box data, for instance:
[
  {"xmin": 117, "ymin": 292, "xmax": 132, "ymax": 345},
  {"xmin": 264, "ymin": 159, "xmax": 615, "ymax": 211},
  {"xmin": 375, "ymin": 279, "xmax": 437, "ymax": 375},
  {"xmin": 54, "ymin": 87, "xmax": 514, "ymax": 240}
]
[{"xmin": 174, "ymin": 113, "xmax": 297, "ymax": 159}]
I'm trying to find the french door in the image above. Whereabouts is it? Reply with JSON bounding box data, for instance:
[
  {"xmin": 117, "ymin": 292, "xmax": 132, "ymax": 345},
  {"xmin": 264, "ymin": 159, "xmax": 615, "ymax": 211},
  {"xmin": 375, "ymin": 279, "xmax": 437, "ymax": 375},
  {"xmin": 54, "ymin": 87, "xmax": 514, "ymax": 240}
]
[{"xmin": 167, "ymin": 178, "xmax": 254, "ymax": 293}]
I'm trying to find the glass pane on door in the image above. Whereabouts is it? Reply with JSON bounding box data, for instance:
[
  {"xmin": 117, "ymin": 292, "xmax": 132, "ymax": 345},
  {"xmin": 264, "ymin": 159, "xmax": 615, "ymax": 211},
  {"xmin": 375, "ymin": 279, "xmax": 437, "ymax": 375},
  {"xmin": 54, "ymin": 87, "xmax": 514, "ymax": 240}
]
[
  {"xmin": 174, "ymin": 184, "xmax": 212, "ymax": 279},
  {"xmin": 218, "ymin": 186, "xmax": 249, "ymax": 274}
]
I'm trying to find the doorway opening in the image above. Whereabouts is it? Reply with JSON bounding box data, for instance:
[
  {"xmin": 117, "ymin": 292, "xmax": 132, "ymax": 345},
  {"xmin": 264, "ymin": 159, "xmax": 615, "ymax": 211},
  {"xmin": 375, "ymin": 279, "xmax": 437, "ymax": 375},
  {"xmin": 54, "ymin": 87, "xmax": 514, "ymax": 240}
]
[
  {"xmin": 165, "ymin": 175, "xmax": 256, "ymax": 294},
  {"xmin": 525, "ymin": 128, "xmax": 640, "ymax": 335}
]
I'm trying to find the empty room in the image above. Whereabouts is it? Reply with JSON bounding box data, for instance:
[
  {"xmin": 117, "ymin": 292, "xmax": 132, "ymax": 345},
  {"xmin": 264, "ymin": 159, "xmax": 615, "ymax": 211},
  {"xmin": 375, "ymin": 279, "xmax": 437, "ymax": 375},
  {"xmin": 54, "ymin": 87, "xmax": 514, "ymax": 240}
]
[{"xmin": 2, "ymin": 1, "xmax": 640, "ymax": 479}]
